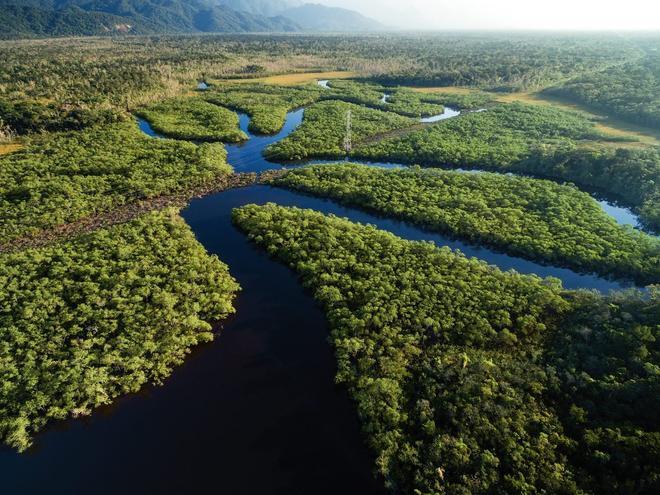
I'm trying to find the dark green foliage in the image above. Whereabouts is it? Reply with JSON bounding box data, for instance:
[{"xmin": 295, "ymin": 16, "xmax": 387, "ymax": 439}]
[
  {"xmin": 417, "ymin": 91, "xmax": 494, "ymax": 110},
  {"xmin": 0, "ymin": 122, "xmax": 232, "ymax": 241},
  {"xmin": 136, "ymin": 97, "xmax": 247, "ymax": 142},
  {"xmin": 382, "ymin": 88, "xmax": 447, "ymax": 117},
  {"xmin": 0, "ymin": 34, "xmax": 651, "ymax": 110},
  {"xmin": 233, "ymin": 203, "xmax": 659, "ymax": 494},
  {"xmin": 362, "ymin": 34, "xmax": 643, "ymax": 91},
  {"xmin": 545, "ymin": 54, "xmax": 660, "ymax": 128},
  {"xmin": 352, "ymin": 102, "xmax": 660, "ymax": 229},
  {"xmin": 517, "ymin": 146, "xmax": 660, "ymax": 231},
  {"xmin": 232, "ymin": 203, "xmax": 577, "ymax": 493},
  {"xmin": 324, "ymin": 80, "xmax": 449, "ymax": 117},
  {"xmin": 264, "ymin": 101, "xmax": 416, "ymax": 161},
  {"xmin": 323, "ymin": 79, "xmax": 389, "ymax": 107},
  {"xmin": 0, "ymin": 99, "xmax": 124, "ymax": 135},
  {"xmin": 546, "ymin": 289, "xmax": 660, "ymax": 493},
  {"xmin": 205, "ymin": 83, "xmax": 323, "ymax": 134},
  {"xmin": 268, "ymin": 164, "xmax": 660, "ymax": 284},
  {"xmin": 0, "ymin": 208, "xmax": 240, "ymax": 451}
]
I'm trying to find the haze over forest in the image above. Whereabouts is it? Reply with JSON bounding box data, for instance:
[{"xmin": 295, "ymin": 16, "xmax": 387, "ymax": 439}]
[{"xmin": 320, "ymin": 0, "xmax": 660, "ymax": 31}]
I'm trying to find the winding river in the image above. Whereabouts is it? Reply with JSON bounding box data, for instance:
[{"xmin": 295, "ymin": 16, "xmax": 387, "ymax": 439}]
[{"xmin": 1, "ymin": 97, "xmax": 647, "ymax": 494}]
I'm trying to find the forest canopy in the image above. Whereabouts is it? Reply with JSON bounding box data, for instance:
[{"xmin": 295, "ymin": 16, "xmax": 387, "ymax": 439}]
[
  {"xmin": 267, "ymin": 164, "xmax": 660, "ymax": 284},
  {"xmin": 264, "ymin": 101, "xmax": 417, "ymax": 161},
  {"xmin": 0, "ymin": 122, "xmax": 232, "ymax": 242},
  {"xmin": 135, "ymin": 97, "xmax": 248, "ymax": 143},
  {"xmin": 233, "ymin": 203, "xmax": 659, "ymax": 495},
  {"xmin": 0, "ymin": 209, "xmax": 240, "ymax": 451},
  {"xmin": 545, "ymin": 53, "xmax": 660, "ymax": 128}
]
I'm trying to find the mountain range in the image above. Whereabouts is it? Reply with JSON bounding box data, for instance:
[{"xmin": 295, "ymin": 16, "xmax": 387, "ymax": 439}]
[{"xmin": 0, "ymin": 0, "xmax": 384, "ymax": 38}]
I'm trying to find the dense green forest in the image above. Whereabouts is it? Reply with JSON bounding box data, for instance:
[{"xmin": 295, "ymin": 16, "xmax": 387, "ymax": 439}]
[
  {"xmin": 323, "ymin": 80, "xmax": 458, "ymax": 117},
  {"xmin": 0, "ymin": 98, "xmax": 124, "ymax": 135},
  {"xmin": 349, "ymin": 102, "xmax": 660, "ymax": 229},
  {"xmin": 354, "ymin": 102, "xmax": 615, "ymax": 169},
  {"xmin": 268, "ymin": 164, "xmax": 660, "ymax": 284},
  {"xmin": 264, "ymin": 101, "xmax": 416, "ymax": 161},
  {"xmin": 136, "ymin": 96, "xmax": 247, "ymax": 142},
  {"xmin": 545, "ymin": 53, "xmax": 660, "ymax": 128},
  {"xmin": 517, "ymin": 145, "xmax": 660, "ymax": 231},
  {"xmin": 205, "ymin": 83, "xmax": 323, "ymax": 133},
  {"xmin": 0, "ymin": 34, "xmax": 652, "ymax": 111},
  {"xmin": 233, "ymin": 203, "xmax": 659, "ymax": 495},
  {"xmin": 0, "ymin": 208, "xmax": 239, "ymax": 451},
  {"xmin": 0, "ymin": 122, "xmax": 232, "ymax": 241},
  {"xmin": 1, "ymin": 32, "xmax": 659, "ymax": 490}
]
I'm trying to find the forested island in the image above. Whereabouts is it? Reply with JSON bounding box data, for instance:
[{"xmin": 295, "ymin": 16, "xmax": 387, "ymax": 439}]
[{"xmin": 0, "ymin": 31, "xmax": 658, "ymax": 494}]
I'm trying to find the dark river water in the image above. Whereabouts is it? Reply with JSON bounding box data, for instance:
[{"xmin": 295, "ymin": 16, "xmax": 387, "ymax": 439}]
[{"xmin": 0, "ymin": 102, "xmax": 645, "ymax": 494}]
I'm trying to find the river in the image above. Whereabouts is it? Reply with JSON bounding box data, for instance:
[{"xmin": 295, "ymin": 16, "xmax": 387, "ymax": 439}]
[{"xmin": 0, "ymin": 97, "xmax": 645, "ymax": 494}]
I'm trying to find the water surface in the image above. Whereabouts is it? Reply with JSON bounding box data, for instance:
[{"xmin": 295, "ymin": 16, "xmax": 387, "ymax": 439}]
[{"xmin": 0, "ymin": 186, "xmax": 386, "ymax": 495}]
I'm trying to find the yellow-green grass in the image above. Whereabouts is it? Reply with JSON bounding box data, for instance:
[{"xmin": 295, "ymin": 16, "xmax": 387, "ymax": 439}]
[
  {"xmin": 0, "ymin": 143, "xmax": 22, "ymax": 155},
  {"xmin": 412, "ymin": 85, "xmax": 659, "ymax": 146},
  {"xmin": 215, "ymin": 71, "xmax": 359, "ymax": 86},
  {"xmin": 409, "ymin": 86, "xmax": 477, "ymax": 95},
  {"xmin": 494, "ymin": 92, "xmax": 660, "ymax": 146}
]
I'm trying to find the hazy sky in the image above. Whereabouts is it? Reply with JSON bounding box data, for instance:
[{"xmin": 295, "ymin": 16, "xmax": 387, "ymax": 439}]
[{"xmin": 315, "ymin": 0, "xmax": 660, "ymax": 30}]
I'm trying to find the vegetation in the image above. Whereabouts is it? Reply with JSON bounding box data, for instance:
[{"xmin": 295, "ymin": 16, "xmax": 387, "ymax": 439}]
[
  {"xmin": 1, "ymin": 34, "xmax": 649, "ymax": 113},
  {"xmin": 205, "ymin": 83, "xmax": 323, "ymax": 134},
  {"xmin": 136, "ymin": 97, "xmax": 247, "ymax": 143},
  {"xmin": 0, "ymin": 99, "xmax": 124, "ymax": 135},
  {"xmin": 0, "ymin": 122, "xmax": 232, "ymax": 242},
  {"xmin": 517, "ymin": 146, "xmax": 660, "ymax": 231},
  {"xmin": 355, "ymin": 102, "xmax": 615, "ymax": 169},
  {"xmin": 324, "ymin": 80, "xmax": 450, "ymax": 117},
  {"xmin": 268, "ymin": 164, "xmax": 660, "ymax": 284},
  {"xmin": 0, "ymin": 208, "xmax": 240, "ymax": 451},
  {"xmin": 545, "ymin": 53, "xmax": 660, "ymax": 128},
  {"xmin": 264, "ymin": 100, "xmax": 416, "ymax": 161},
  {"xmin": 233, "ymin": 203, "xmax": 659, "ymax": 495},
  {"xmin": 408, "ymin": 90, "xmax": 494, "ymax": 110},
  {"xmin": 1, "ymin": 34, "xmax": 659, "ymax": 489},
  {"xmin": 546, "ymin": 289, "xmax": 660, "ymax": 494},
  {"xmin": 360, "ymin": 34, "xmax": 644, "ymax": 91},
  {"xmin": 0, "ymin": 0, "xmax": 300, "ymax": 39},
  {"xmin": 352, "ymin": 102, "xmax": 660, "ymax": 229}
]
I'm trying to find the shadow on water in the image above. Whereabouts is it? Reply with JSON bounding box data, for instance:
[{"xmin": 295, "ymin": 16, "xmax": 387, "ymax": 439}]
[
  {"xmin": 5, "ymin": 100, "xmax": 647, "ymax": 494},
  {"xmin": 0, "ymin": 184, "xmax": 387, "ymax": 495}
]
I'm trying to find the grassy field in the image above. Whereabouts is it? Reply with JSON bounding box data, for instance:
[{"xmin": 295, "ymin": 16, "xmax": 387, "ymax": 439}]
[
  {"xmin": 216, "ymin": 71, "xmax": 359, "ymax": 86},
  {"xmin": 412, "ymin": 85, "xmax": 660, "ymax": 145},
  {"xmin": 494, "ymin": 92, "xmax": 660, "ymax": 145},
  {"xmin": 0, "ymin": 143, "xmax": 22, "ymax": 155},
  {"xmin": 409, "ymin": 86, "xmax": 478, "ymax": 95}
]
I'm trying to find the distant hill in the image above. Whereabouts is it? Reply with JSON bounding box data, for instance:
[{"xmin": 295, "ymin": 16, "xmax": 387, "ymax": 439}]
[
  {"xmin": 218, "ymin": 1, "xmax": 383, "ymax": 31},
  {"xmin": 0, "ymin": 0, "xmax": 384, "ymax": 38},
  {"xmin": 280, "ymin": 3, "xmax": 383, "ymax": 31},
  {"xmin": 0, "ymin": 0, "xmax": 301, "ymax": 38},
  {"xmin": 217, "ymin": 0, "xmax": 297, "ymax": 18}
]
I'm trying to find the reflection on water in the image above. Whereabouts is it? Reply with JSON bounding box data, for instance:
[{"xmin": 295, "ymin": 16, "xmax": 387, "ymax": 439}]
[
  {"xmin": 137, "ymin": 118, "xmax": 162, "ymax": 138},
  {"xmin": 227, "ymin": 109, "xmax": 305, "ymax": 172},
  {"xmin": 597, "ymin": 200, "xmax": 641, "ymax": 228},
  {"xmin": 136, "ymin": 105, "xmax": 647, "ymax": 234},
  {"xmin": 420, "ymin": 106, "xmax": 461, "ymax": 122}
]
